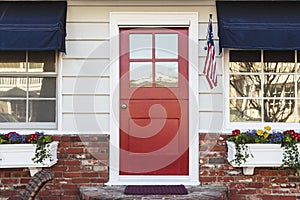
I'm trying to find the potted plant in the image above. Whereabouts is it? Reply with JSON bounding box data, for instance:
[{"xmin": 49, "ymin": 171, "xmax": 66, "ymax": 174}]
[
  {"xmin": 227, "ymin": 126, "xmax": 300, "ymax": 175},
  {"xmin": 0, "ymin": 132, "xmax": 58, "ymax": 175}
]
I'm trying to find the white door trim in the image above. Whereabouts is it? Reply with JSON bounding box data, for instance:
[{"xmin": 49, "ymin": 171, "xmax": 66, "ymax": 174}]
[{"xmin": 107, "ymin": 12, "xmax": 199, "ymax": 185}]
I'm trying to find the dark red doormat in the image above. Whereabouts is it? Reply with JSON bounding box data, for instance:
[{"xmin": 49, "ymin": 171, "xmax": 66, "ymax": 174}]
[{"xmin": 124, "ymin": 185, "xmax": 188, "ymax": 195}]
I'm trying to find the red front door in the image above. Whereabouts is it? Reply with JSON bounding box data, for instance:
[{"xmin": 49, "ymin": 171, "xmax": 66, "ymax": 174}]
[{"xmin": 119, "ymin": 28, "xmax": 189, "ymax": 175}]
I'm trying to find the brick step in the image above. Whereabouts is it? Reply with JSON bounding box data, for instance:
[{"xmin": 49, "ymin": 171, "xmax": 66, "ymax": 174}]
[{"xmin": 80, "ymin": 186, "xmax": 228, "ymax": 200}]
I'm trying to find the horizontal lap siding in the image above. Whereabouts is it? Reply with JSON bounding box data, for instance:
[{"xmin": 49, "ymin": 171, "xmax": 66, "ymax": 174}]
[{"xmin": 62, "ymin": 3, "xmax": 222, "ymax": 133}]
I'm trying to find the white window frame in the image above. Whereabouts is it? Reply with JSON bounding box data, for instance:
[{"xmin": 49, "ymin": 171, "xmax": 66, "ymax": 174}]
[
  {"xmin": 108, "ymin": 12, "xmax": 199, "ymax": 185},
  {"xmin": 224, "ymin": 49, "xmax": 300, "ymax": 131},
  {"xmin": 0, "ymin": 51, "xmax": 58, "ymax": 130}
]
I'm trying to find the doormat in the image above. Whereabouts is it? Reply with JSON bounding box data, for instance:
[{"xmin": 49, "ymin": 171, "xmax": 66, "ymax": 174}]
[{"xmin": 124, "ymin": 185, "xmax": 188, "ymax": 195}]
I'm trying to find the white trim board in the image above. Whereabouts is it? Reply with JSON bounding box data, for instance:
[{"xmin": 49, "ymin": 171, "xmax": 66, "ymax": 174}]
[{"xmin": 108, "ymin": 12, "xmax": 199, "ymax": 186}]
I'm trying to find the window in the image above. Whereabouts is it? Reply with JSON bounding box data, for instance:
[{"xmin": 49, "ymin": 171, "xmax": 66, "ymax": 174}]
[
  {"xmin": 0, "ymin": 51, "xmax": 57, "ymax": 129},
  {"xmin": 227, "ymin": 50, "xmax": 300, "ymax": 128}
]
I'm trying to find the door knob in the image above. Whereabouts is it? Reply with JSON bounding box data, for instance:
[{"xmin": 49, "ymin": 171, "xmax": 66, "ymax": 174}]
[{"xmin": 121, "ymin": 103, "xmax": 127, "ymax": 109}]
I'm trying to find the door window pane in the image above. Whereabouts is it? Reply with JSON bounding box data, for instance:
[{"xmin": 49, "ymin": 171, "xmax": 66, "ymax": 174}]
[
  {"xmin": 130, "ymin": 62, "xmax": 152, "ymax": 87},
  {"xmin": 155, "ymin": 62, "xmax": 178, "ymax": 87},
  {"xmin": 129, "ymin": 34, "xmax": 152, "ymax": 59},
  {"xmin": 155, "ymin": 34, "xmax": 178, "ymax": 58}
]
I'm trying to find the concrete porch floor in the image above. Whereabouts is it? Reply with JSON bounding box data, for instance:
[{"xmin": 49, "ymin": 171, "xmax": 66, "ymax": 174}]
[{"xmin": 79, "ymin": 186, "xmax": 228, "ymax": 200}]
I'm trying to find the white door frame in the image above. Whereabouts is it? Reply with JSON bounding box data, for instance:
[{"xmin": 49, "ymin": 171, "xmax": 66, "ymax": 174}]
[{"xmin": 107, "ymin": 12, "xmax": 199, "ymax": 185}]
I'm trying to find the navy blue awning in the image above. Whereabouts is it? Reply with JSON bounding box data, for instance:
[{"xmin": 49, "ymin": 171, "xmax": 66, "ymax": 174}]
[
  {"xmin": 216, "ymin": 1, "xmax": 300, "ymax": 51},
  {"xmin": 0, "ymin": 1, "xmax": 67, "ymax": 52}
]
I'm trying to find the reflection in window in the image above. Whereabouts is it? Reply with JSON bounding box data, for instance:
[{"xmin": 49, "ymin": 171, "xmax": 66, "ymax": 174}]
[
  {"xmin": 129, "ymin": 34, "xmax": 152, "ymax": 59},
  {"xmin": 229, "ymin": 50, "xmax": 300, "ymax": 123},
  {"xmin": 230, "ymin": 99, "xmax": 261, "ymax": 122},
  {"xmin": 155, "ymin": 62, "xmax": 178, "ymax": 87},
  {"xmin": 155, "ymin": 34, "xmax": 178, "ymax": 58},
  {"xmin": 130, "ymin": 62, "xmax": 152, "ymax": 87},
  {"xmin": 0, "ymin": 51, "xmax": 57, "ymax": 126}
]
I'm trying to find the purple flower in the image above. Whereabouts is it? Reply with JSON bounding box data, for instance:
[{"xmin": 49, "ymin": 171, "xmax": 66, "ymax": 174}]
[{"xmin": 7, "ymin": 133, "xmax": 26, "ymax": 143}]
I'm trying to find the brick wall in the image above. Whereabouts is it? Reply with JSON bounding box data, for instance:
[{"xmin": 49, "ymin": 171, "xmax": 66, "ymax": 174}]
[
  {"xmin": 0, "ymin": 135, "xmax": 109, "ymax": 200},
  {"xmin": 200, "ymin": 133, "xmax": 300, "ymax": 200},
  {"xmin": 1, "ymin": 133, "xmax": 300, "ymax": 199}
]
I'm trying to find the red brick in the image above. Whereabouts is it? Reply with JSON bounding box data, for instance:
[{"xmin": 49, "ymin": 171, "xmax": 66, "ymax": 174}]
[
  {"xmin": 199, "ymin": 177, "xmax": 217, "ymax": 182},
  {"xmin": 1, "ymin": 179, "xmax": 19, "ymax": 184},
  {"xmin": 63, "ymin": 172, "xmax": 81, "ymax": 178},
  {"xmin": 71, "ymin": 178, "xmax": 90, "ymax": 183},
  {"xmin": 64, "ymin": 189, "xmax": 80, "ymax": 195},
  {"xmin": 100, "ymin": 172, "xmax": 109, "ymax": 177},
  {"xmin": 230, "ymin": 189, "xmax": 256, "ymax": 195},
  {"xmin": 65, "ymin": 147, "xmax": 84, "ymax": 153},
  {"xmin": 218, "ymin": 177, "xmax": 235, "ymax": 183},
  {"xmin": 278, "ymin": 196, "xmax": 296, "ymax": 200},
  {"xmin": 228, "ymin": 195, "xmax": 247, "ymax": 200},
  {"xmin": 260, "ymin": 170, "xmax": 279, "ymax": 176},
  {"xmin": 248, "ymin": 183, "xmax": 263, "ymax": 188},
  {"xmin": 61, "ymin": 196, "xmax": 79, "ymax": 200},
  {"xmin": 81, "ymin": 172, "xmax": 99, "ymax": 177},
  {"xmin": 211, "ymin": 145, "xmax": 225, "ymax": 151},
  {"xmin": 61, "ymin": 184, "xmax": 78, "ymax": 189},
  {"xmin": 256, "ymin": 189, "xmax": 272, "ymax": 195},
  {"xmin": 63, "ymin": 160, "xmax": 81, "ymax": 165}
]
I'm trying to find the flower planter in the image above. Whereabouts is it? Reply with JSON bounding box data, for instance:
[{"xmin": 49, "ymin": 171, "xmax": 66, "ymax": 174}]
[
  {"xmin": 227, "ymin": 141, "xmax": 300, "ymax": 175},
  {"xmin": 0, "ymin": 141, "xmax": 59, "ymax": 176}
]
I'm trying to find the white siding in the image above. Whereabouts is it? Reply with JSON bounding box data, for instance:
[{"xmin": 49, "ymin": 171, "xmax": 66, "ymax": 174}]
[{"xmin": 62, "ymin": 0, "xmax": 222, "ymax": 133}]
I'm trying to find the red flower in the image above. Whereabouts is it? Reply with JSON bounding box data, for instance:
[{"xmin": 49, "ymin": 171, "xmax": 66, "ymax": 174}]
[{"xmin": 232, "ymin": 129, "xmax": 241, "ymax": 136}]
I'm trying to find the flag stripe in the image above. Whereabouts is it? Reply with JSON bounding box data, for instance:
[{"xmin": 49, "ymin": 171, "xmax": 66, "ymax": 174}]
[{"xmin": 203, "ymin": 15, "xmax": 217, "ymax": 89}]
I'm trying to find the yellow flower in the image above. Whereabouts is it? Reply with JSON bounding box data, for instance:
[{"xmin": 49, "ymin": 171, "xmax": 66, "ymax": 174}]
[
  {"xmin": 257, "ymin": 130, "xmax": 264, "ymax": 136},
  {"xmin": 264, "ymin": 126, "xmax": 271, "ymax": 132},
  {"xmin": 264, "ymin": 133, "xmax": 269, "ymax": 139}
]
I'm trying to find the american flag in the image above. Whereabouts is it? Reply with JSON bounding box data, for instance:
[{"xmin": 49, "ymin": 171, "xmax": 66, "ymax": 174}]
[{"xmin": 203, "ymin": 14, "xmax": 217, "ymax": 89}]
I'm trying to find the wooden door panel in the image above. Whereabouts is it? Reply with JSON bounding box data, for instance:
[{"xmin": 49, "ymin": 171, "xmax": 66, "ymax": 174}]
[{"xmin": 119, "ymin": 28, "xmax": 189, "ymax": 175}]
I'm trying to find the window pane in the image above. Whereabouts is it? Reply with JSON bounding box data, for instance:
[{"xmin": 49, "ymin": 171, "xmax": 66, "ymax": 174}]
[
  {"xmin": 264, "ymin": 51, "xmax": 294, "ymax": 62},
  {"xmin": 0, "ymin": 100, "xmax": 26, "ymax": 122},
  {"xmin": 0, "ymin": 77, "xmax": 27, "ymax": 97},
  {"xmin": 230, "ymin": 75, "xmax": 261, "ymax": 98},
  {"xmin": 29, "ymin": 100, "xmax": 56, "ymax": 122},
  {"xmin": 264, "ymin": 99, "xmax": 295, "ymax": 122},
  {"xmin": 155, "ymin": 62, "xmax": 178, "ymax": 87},
  {"xmin": 230, "ymin": 50, "xmax": 261, "ymax": 62},
  {"xmin": 0, "ymin": 51, "xmax": 26, "ymax": 73},
  {"xmin": 230, "ymin": 99, "xmax": 261, "ymax": 122},
  {"xmin": 28, "ymin": 51, "xmax": 56, "ymax": 72},
  {"xmin": 155, "ymin": 34, "xmax": 178, "ymax": 58},
  {"xmin": 264, "ymin": 75, "xmax": 295, "ymax": 97},
  {"xmin": 264, "ymin": 51, "xmax": 295, "ymax": 73},
  {"xmin": 130, "ymin": 62, "xmax": 152, "ymax": 87},
  {"xmin": 129, "ymin": 34, "xmax": 152, "ymax": 59},
  {"xmin": 263, "ymin": 62, "xmax": 295, "ymax": 73},
  {"xmin": 229, "ymin": 62, "xmax": 261, "ymax": 73},
  {"xmin": 29, "ymin": 77, "xmax": 56, "ymax": 98},
  {"xmin": 298, "ymin": 100, "xmax": 300, "ymax": 122}
]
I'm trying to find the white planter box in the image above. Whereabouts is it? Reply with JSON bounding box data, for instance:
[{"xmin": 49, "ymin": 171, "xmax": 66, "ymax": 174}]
[
  {"xmin": 227, "ymin": 141, "xmax": 300, "ymax": 175},
  {"xmin": 0, "ymin": 141, "xmax": 59, "ymax": 176}
]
